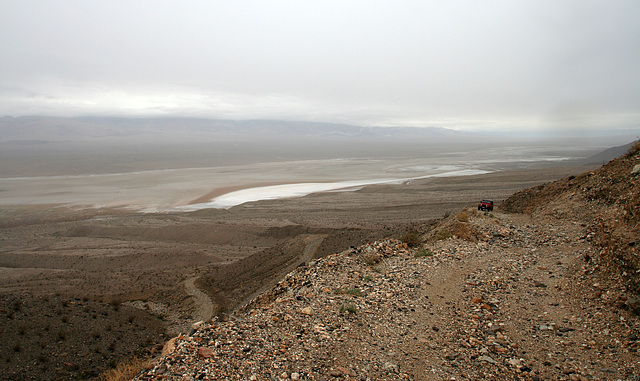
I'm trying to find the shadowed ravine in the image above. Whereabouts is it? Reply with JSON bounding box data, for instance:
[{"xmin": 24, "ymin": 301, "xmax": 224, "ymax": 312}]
[{"xmin": 238, "ymin": 234, "xmax": 327, "ymax": 310}]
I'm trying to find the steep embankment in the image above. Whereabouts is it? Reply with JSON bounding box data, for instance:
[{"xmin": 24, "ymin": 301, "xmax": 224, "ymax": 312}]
[
  {"xmin": 135, "ymin": 143, "xmax": 640, "ymax": 381},
  {"xmin": 502, "ymin": 141, "xmax": 640, "ymax": 301}
]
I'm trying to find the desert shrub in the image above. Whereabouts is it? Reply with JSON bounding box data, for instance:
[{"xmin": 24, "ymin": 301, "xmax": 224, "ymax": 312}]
[
  {"xmin": 415, "ymin": 248, "xmax": 433, "ymax": 258},
  {"xmin": 99, "ymin": 356, "xmax": 151, "ymax": 381},
  {"xmin": 433, "ymin": 230, "xmax": 452, "ymax": 241},
  {"xmin": 456, "ymin": 211, "xmax": 469, "ymax": 222},
  {"xmin": 628, "ymin": 140, "xmax": 640, "ymax": 156},
  {"xmin": 363, "ymin": 253, "xmax": 382, "ymax": 265},
  {"xmin": 110, "ymin": 299, "xmax": 121, "ymax": 311},
  {"xmin": 449, "ymin": 221, "xmax": 476, "ymax": 242},
  {"xmin": 334, "ymin": 288, "xmax": 362, "ymax": 297},
  {"xmin": 400, "ymin": 231, "xmax": 423, "ymax": 247},
  {"xmin": 339, "ymin": 303, "xmax": 357, "ymax": 314},
  {"xmin": 12, "ymin": 299, "xmax": 22, "ymax": 311}
]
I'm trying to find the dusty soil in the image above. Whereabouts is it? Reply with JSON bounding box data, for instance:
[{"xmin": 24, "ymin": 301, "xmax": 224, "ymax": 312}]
[
  {"xmin": 0, "ymin": 165, "xmax": 595, "ymax": 380},
  {"xmin": 136, "ymin": 210, "xmax": 640, "ymax": 380}
]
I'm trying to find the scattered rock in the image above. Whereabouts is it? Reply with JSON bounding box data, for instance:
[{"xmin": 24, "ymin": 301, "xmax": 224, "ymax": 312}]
[
  {"xmin": 197, "ymin": 347, "xmax": 213, "ymax": 359},
  {"xmin": 477, "ymin": 355, "xmax": 497, "ymax": 364}
]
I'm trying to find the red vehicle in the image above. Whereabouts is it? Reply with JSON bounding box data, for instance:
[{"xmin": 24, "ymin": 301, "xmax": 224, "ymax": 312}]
[{"xmin": 478, "ymin": 200, "xmax": 494, "ymax": 211}]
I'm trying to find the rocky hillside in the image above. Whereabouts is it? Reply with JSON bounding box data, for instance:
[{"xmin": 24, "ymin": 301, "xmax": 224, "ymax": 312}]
[
  {"xmin": 133, "ymin": 144, "xmax": 640, "ymax": 381},
  {"xmin": 502, "ymin": 141, "xmax": 640, "ymax": 300}
]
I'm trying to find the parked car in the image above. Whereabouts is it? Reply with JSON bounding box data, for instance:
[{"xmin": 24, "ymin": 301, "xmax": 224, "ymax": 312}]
[{"xmin": 478, "ymin": 200, "xmax": 494, "ymax": 211}]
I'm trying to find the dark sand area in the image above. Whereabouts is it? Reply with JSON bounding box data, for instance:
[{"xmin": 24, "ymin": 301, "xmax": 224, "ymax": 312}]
[{"xmin": 0, "ymin": 164, "xmax": 595, "ymax": 379}]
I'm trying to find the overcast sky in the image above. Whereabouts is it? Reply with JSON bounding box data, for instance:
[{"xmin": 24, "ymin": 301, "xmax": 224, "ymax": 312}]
[{"xmin": 1, "ymin": 1, "xmax": 639, "ymax": 134}]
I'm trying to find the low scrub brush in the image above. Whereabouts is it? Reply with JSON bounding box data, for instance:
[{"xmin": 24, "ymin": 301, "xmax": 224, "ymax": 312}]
[
  {"xmin": 100, "ymin": 356, "xmax": 151, "ymax": 381},
  {"xmin": 339, "ymin": 303, "xmax": 357, "ymax": 314},
  {"xmin": 400, "ymin": 231, "xmax": 423, "ymax": 247},
  {"xmin": 415, "ymin": 248, "xmax": 434, "ymax": 258}
]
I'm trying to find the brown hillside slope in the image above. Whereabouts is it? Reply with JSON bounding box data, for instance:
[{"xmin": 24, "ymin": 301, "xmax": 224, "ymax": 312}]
[
  {"xmin": 135, "ymin": 146, "xmax": 640, "ymax": 380},
  {"xmin": 502, "ymin": 141, "xmax": 640, "ymax": 300}
]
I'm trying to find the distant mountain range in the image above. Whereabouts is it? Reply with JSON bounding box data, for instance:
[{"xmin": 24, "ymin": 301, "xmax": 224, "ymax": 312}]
[{"xmin": 0, "ymin": 116, "xmax": 470, "ymax": 144}]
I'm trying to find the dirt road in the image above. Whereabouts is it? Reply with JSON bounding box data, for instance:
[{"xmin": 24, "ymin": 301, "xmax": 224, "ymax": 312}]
[{"xmin": 184, "ymin": 276, "xmax": 215, "ymax": 322}]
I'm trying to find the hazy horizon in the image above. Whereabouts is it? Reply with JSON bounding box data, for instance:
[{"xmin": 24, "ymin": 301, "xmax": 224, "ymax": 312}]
[{"xmin": 1, "ymin": 115, "xmax": 633, "ymax": 179}]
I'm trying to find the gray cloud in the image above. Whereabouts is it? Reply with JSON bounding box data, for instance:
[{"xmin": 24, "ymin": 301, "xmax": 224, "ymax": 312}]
[{"xmin": 1, "ymin": 0, "xmax": 639, "ymax": 134}]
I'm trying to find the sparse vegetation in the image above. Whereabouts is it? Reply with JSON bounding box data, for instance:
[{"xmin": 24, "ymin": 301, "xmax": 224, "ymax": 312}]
[
  {"xmin": 339, "ymin": 303, "xmax": 357, "ymax": 314},
  {"xmin": 110, "ymin": 299, "xmax": 121, "ymax": 311},
  {"xmin": 415, "ymin": 248, "xmax": 433, "ymax": 257},
  {"xmin": 99, "ymin": 356, "xmax": 151, "ymax": 381},
  {"xmin": 334, "ymin": 287, "xmax": 362, "ymax": 297},
  {"xmin": 12, "ymin": 300, "xmax": 22, "ymax": 312},
  {"xmin": 363, "ymin": 253, "xmax": 382, "ymax": 265},
  {"xmin": 433, "ymin": 229, "xmax": 453, "ymax": 241},
  {"xmin": 0, "ymin": 293, "xmax": 165, "ymax": 381},
  {"xmin": 456, "ymin": 211, "xmax": 469, "ymax": 222},
  {"xmin": 430, "ymin": 221, "xmax": 476, "ymax": 242},
  {"xmin": 400, "ymin": 231, "xmax": 423, "ymax": 247}
]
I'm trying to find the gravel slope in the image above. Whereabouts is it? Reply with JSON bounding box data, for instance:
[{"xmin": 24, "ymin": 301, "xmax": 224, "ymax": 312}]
[{"xmin": 136, "ymin": 208, "xmax": 639, "ymax": 380}]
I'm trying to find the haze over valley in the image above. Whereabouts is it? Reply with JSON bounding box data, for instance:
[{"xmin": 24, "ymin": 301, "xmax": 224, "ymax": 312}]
[{"xmin": 1, "ymin": 116, "xmax": 629, "ymax": 213}]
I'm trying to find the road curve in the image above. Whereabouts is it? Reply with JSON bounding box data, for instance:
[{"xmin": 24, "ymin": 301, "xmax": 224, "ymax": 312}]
[{"xmin": 184, "ymin": 276, "xmax": 215, "ymax": 322}]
